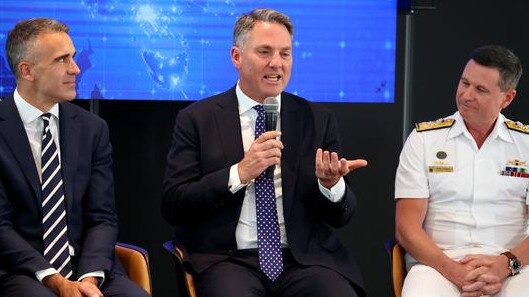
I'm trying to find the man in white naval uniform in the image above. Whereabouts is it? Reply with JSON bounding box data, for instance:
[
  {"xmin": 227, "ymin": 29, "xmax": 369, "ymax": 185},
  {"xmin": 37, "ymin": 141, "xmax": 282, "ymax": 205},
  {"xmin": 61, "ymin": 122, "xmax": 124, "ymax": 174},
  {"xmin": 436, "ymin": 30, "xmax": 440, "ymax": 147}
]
[{"xmin": 395, "ymin": 45, "xmax": 529, "ymax": 297}]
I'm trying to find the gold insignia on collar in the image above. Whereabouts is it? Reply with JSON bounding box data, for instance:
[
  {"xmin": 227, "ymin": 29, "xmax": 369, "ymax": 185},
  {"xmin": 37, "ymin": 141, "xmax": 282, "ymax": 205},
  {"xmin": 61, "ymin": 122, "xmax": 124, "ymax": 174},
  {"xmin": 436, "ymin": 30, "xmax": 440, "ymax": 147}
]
[
  {"xmin": 416, "ymin": 118, "xmax": 455, "ymax": 132},
  {"xmin": 505, "ymin": 120, "xmax": 529, "ymax": 134}
]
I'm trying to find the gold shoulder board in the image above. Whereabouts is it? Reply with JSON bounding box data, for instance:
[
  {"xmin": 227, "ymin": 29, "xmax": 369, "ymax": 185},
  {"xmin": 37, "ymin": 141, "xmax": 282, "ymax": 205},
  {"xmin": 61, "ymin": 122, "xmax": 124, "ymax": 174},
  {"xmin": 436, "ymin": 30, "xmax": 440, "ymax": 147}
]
[
  {"xmin": 416, "ymin": 118, "xmax": 455, "ymax": 132},
  {"xmin": 505, "ymin": 120, "xmax": 529, "ymax": 134}
]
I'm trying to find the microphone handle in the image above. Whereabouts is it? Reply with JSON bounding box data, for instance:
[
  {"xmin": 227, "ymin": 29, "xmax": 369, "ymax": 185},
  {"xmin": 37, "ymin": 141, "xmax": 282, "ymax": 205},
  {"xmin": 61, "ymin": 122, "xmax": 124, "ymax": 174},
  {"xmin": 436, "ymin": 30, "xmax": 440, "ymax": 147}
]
[
  {"xmin": 265, "ymin": 166, "xmax": 274, "ymax": 179},
  {"xmin": 265, "ymin": 112, "xmax": 278, "ymax": 132},
  {"xmin": 264, "ymin": 111, "xmax": 278, "ymax": 179}
]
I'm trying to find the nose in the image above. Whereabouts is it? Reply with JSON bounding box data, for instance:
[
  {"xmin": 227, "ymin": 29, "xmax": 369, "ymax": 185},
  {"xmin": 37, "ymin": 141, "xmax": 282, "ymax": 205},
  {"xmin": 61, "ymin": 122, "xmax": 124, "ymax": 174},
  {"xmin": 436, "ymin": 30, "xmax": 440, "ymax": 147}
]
[
  {"xmin": 458, "ymin": 85, "xmax": 474, "ymax": 101},
  {"xmin": 463, "ymin": 87, "xmax": 475, "ymax": 99},
  {"xmin": 69, "ymin": 59, "xmax": 81, "ymax": 75},
  {"xmin": 269, "ymin": 52, "xmax": 282, "ymax": 68}
]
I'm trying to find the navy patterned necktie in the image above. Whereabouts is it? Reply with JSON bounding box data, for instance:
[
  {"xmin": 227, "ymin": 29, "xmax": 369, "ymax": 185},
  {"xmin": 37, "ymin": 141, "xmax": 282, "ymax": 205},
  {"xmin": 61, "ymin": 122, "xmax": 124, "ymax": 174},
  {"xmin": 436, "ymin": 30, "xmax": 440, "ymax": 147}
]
[
  {"xmin": 253, "ymin": 105, "xmax": 283, "ymax": 281},
  {"xmin": 41, "ymin": 113, "xmax": 73, "ymax": 279}
]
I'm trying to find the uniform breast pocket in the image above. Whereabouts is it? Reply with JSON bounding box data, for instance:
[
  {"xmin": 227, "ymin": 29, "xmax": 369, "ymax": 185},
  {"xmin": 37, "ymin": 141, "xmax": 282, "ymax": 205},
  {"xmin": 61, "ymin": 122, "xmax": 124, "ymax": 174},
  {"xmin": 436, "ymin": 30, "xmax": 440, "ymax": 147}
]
[
  {"xmin": 496, "ymin": 175, "xmax": 529, "ymax": 199},
  {"xmin": 428, "ymin": 171, "xmax": 460, "ymax": 199}
]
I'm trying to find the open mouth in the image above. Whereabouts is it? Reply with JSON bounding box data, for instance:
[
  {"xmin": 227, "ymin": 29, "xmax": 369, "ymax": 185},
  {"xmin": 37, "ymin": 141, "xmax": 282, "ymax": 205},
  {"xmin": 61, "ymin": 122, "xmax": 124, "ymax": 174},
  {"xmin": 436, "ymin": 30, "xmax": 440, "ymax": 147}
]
[{"xmin": 264, "ymin": 74, "xmax": 281, "ymax": 82}]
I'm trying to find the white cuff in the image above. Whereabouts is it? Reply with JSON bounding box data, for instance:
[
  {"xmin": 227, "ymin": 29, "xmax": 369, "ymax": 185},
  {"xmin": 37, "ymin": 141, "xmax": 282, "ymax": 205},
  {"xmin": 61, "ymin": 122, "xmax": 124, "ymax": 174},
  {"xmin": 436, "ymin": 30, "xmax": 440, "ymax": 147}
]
[
  {"xmin": 35, "ymin": 268, "xmax": 58, "ymax": 283},
  {"xmin": 228, "ymin": 164, "xmax": 247, "ymax": 194},
  {"xmin": 78, "ymin": 271, "xmax": 105, "ymax": 287},
  {"xmin": 318, "ymin": 177, "xmax": 346, "ymax": 202}
]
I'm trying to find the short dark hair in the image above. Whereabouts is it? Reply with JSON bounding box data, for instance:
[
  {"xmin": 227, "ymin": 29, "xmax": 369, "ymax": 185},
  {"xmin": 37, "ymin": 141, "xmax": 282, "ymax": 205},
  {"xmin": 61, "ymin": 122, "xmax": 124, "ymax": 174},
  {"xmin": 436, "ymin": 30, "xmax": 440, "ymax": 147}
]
[
  {"xmin": 6, "ymin": 18, "xmax": 69, "ymax": 78},
  {"xmin": 233, "ymin": 8, "xmax": 293, "ymax": 49},
  {"xmin": 469, "ymin": 45, "xmax": 523, "ymax": 91}
]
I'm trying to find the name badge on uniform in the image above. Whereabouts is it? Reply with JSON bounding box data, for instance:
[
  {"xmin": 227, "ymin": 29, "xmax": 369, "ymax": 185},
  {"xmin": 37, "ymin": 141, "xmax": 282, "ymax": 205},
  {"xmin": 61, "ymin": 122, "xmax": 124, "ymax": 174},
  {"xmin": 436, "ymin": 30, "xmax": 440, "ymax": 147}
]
[
  {"xmin": 500, "ymin": 160, "xmax": 529, "ymax": 178},
  {"xmin": 428, "ymin": 151, "xmax": 454, "ymax": 173}
]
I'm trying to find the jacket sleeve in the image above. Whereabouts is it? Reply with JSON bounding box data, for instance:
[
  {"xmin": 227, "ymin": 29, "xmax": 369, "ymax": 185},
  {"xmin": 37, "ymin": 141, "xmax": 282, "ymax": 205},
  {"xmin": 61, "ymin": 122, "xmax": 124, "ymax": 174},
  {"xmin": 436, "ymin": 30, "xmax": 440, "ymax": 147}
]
[
  {"xmin": 75, "ymin": 120, "xmax": 118, "ymax": 277},
  {"xmin": 162, "ymin": 107, "xmax": 243, "ymax": 226},
  {"xmin": 0, "ymin": 178, "xmax": 53, "ymax": 277}
]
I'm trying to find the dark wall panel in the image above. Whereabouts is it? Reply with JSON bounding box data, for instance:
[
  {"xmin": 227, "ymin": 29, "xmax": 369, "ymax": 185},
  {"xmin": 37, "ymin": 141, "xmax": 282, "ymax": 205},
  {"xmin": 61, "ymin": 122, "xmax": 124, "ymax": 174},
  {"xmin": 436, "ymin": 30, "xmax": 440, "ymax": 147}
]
[
  {"xmin": 330, "ymin": 103, "xmax": 402, "ymax": 297},
  {"xmin": 99, "ymin": 101, "xmax": 191, "ymax": 297},
  {"xmin": 409, "ymin": 1, "xmax": 529, "ymax": 127}
]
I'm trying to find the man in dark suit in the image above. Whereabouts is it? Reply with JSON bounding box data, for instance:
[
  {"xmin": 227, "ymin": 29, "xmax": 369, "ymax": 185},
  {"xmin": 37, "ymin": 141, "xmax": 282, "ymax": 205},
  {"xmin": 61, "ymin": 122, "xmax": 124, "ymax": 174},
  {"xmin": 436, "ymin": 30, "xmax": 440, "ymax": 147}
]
[
  {"xmin": 0, "ymin": 18, "xmax": 148, "ymax": 297},
  {"xmin": 163, "ymin": 8, "xmax": 367, "ymax": 297}
]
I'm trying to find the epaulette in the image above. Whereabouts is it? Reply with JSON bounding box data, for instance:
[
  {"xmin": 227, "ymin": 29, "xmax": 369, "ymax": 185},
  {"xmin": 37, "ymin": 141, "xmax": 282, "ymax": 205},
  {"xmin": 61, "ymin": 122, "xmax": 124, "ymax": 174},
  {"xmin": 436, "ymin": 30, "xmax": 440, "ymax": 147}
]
[
  {"xmin": 505, "ymin": 120, "xmax": 529, "ymax": 134},
  {"xmin": 416, "ymin": 118, "xmax": 455, "ymax": 132}
]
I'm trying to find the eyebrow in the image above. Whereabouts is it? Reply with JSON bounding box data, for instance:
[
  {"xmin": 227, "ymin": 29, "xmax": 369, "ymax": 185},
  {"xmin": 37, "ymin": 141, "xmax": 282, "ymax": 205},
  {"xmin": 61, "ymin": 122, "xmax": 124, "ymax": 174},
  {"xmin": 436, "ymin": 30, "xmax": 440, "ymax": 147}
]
[
  {"xmin": 256, "ymin": 44, "xmax": 292, "ymax": 50},
  {"xmin": 54, "ymin": 52, "xmax": 76, "ymax": 61}
]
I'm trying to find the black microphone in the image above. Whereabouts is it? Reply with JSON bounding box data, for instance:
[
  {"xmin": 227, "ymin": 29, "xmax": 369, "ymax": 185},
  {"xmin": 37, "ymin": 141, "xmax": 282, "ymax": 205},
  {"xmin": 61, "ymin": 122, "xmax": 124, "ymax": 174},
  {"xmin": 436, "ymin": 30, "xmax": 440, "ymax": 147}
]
[
  {"xmin": 263, "ymin": 97, "xmax": 279, "ymax": 179},
  {"xmin": 263, "ymin": 97, "xmax": 279, "ymax": 132}
]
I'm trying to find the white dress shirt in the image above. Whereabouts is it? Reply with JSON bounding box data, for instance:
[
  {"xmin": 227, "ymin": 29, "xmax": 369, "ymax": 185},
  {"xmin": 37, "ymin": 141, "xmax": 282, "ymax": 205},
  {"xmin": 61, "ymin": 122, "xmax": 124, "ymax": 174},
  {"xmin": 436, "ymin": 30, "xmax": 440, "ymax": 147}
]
[{"xmin": 230, "ymin": 83, "xmax": 346, "ymax": 249}]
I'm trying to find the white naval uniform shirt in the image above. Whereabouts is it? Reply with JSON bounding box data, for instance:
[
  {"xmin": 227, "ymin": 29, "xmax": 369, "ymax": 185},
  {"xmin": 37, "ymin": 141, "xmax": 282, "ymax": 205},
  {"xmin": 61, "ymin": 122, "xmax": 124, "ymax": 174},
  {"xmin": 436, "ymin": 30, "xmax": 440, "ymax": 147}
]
[{"xmin": 395, "ymin": 112, "xmax": 529, "ymax": 267}]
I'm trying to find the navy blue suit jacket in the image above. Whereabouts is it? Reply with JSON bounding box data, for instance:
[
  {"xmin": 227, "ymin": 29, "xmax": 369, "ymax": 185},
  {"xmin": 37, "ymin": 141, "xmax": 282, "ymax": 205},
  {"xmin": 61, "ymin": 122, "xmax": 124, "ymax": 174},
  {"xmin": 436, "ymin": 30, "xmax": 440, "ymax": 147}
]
[
  {"xmin": 0, "ymin": 94, "xmax": 118, "ymax": 279},
  {"xmin": 162, "ymin": 87, "xmax": 365, "ymax": 295}
]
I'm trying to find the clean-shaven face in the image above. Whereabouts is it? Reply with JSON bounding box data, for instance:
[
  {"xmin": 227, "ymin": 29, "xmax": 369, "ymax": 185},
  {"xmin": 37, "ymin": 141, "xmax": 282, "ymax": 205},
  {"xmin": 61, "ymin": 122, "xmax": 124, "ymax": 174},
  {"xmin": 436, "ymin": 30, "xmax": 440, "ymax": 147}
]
[
  {"xmin": 29, "ymin": 31, "xmax": 80, "ymax": 104},
  {"xmin": 231, "ymin": 21, "xmax": 292, "ymax": 102},
  {"xmin": 456, "ymin": 59, "xmax": 514, "ymax": 127}
]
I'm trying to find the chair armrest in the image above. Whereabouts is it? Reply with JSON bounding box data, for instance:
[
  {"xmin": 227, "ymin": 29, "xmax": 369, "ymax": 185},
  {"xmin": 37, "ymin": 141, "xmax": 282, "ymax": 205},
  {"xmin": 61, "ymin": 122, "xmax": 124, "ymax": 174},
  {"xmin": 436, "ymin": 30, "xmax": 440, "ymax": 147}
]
[
  {"xmin": 163, "ymin": 240, "xmax": 197, "ymax": 297},
  {"xmin": 115, "ymin": 242, "xmax": 152, "ymax": 295}
]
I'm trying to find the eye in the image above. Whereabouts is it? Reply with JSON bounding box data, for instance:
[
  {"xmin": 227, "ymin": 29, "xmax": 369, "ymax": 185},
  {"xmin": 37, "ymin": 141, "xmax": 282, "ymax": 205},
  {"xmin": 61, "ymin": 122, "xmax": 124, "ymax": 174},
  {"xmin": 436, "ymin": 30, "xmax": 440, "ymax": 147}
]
[
  {"xmin": 476, "ymin": 87, "xmax": 488, "ymax": 94},
  {"xmin": 55, "ymin": 56, "xmax": 68, "ymax": 63}
]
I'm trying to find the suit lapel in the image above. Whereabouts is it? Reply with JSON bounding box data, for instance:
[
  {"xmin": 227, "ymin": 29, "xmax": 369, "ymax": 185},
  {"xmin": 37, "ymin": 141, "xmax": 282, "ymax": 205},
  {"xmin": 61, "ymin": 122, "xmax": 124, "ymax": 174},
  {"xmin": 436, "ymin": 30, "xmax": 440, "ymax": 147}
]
[
  {"xmin": 280, "ymin": 93, "xmax": 304, "ymax": 218},
  {"xmin": 0, "ymin": 95, "xmax": 41, "ymax": 201},
  {"xmin": 58, "ymin": 103, "xmax": 79, "ymax": 216},
  {"xmin": 214, "ymin": 88, "xmax": 244, "ymax": 165}
]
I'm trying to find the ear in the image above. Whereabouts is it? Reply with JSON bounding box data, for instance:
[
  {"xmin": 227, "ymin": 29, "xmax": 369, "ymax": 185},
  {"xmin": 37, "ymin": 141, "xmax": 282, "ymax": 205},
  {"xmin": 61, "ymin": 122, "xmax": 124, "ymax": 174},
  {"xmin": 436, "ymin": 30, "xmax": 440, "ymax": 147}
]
[
  {"xmin": 501, "ymin": 89, "xmax": 516, "ymax": 109},
  {"xmin": 18, "ymin": 61, "xmax": 35, "ymax": 82},
  {"xmin": 230, "ymin": 46, "xmax": 242, "ymax": 70}
]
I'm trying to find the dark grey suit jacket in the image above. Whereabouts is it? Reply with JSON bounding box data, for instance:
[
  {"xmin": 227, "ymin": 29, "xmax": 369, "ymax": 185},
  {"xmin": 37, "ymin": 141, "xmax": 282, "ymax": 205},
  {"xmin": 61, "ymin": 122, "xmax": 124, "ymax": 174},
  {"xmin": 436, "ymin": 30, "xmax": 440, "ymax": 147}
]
[{"xmin": 162, "ymin": 87, "xmax": 365, "ymax": 295}]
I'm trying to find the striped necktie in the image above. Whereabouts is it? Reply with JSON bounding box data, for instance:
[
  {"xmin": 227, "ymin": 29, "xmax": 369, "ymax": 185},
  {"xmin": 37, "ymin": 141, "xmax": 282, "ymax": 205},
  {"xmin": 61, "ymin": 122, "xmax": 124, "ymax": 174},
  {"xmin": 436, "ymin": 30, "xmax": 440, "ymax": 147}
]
[
  {"xmin": 253, "ymin": 105, "xmax": 283, "ymax": 281},
  {"xmin": 41, "ymin": 113, "xmax": 73, "ymax": 279}
]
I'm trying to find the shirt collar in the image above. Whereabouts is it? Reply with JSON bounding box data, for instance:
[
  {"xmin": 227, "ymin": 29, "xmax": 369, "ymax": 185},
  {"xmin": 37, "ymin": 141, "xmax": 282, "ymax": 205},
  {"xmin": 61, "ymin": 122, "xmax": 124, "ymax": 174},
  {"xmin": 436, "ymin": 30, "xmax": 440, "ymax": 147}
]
[
  {"xmin": 235, "ymin": 82, "xmax": 281, "ymax": 115},
  {"xmin": 447, "ymin": 111, "xmax": 512, "ymax": 143},
  {"xmin": 14, "ymin": 88, "xmax": 60, "ymax": 124},
  {"xmin": 446, "ymin": 112, "xmax": 464, "ymax": 139},
  {"xmin": 495, "ymin": 113, "xmax": 513, "ymax": 143}
]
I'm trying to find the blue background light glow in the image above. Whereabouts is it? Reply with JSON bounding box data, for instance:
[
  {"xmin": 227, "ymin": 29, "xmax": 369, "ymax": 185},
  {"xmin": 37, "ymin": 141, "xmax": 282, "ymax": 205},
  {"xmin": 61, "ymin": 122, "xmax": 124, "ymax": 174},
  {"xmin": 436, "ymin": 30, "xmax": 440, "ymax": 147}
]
[{"xmin": 0, "ymin": 0, "xmax": 396, "ymax": 102}]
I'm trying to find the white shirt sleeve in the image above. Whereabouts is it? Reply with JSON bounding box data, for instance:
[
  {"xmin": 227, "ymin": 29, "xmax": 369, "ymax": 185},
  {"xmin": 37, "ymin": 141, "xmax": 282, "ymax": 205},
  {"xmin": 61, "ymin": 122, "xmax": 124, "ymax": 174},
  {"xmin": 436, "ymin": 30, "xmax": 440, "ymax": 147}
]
[
  {"xmin": 318, "ymin": 177, "xmax": 346, "ymax": 202},
  {"xmin": 36, "ymin": 269, "xmax": 105, "ymax": 286},
  {"xmin": 78, "ymin": 271, "xmax": 105, "ymax": 286},
  {"xmin": 228, "ymin": 164, "xmax": 248, "ymax": 194},
  {"xmin": 395, "ymin": 129, "xmax": 430, "ymax": 199},
  {"xmin": 35, "ymin": 268, "xmax": 57, "ymax": 282}
]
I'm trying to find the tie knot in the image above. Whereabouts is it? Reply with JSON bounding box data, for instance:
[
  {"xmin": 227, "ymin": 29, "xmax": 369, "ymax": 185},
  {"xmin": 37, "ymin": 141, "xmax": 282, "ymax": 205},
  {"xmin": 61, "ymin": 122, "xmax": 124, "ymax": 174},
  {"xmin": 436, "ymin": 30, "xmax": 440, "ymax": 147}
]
[
  {"xmin": 42, "ymin": 113, "xmax": 52, "ymax": 127},
  {"xmin": 253, "ymin": 104, "xmax": 264, "ymax": 115}
]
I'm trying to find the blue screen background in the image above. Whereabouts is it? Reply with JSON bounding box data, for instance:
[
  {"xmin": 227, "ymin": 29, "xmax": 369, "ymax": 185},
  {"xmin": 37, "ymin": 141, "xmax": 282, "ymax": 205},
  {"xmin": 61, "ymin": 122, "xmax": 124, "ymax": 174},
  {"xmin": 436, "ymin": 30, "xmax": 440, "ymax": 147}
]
[{"xmin": 0, "ymin": 0, "xmax": 396, "ymax": 102}]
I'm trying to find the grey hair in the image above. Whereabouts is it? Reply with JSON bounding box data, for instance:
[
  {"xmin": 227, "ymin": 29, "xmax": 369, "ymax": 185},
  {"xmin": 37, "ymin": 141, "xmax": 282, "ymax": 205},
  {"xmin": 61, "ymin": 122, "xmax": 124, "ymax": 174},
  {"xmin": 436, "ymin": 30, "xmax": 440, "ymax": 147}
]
[
  {"xmin": 233, "ymin": 8, "xmax": 293, "ymax": 49},
  {"xmin": 6, "ymin": 18, "xmax": 69, "ymax": 78}
]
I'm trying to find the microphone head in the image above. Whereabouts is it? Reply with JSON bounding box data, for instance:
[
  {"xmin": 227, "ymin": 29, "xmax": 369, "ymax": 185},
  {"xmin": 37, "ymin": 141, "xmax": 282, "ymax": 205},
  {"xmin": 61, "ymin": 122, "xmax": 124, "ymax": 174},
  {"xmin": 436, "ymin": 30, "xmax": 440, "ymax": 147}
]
[{"xmin": 263, "ymin": 97, "xmax": 279, "ymax": 113}]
